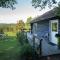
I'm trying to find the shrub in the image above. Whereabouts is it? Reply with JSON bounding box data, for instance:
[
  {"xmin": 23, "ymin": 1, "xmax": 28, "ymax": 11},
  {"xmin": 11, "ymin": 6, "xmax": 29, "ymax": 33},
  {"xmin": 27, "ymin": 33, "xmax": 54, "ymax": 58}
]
[
  {"xmin": 16, "ymin": 30, "xmax": 33, "ymax": 60},
  {"xmin": 55, "ymin": 34, "xmax": 60, "ymax": 37},
  {"xmin": 19, "ymin": 43, "xmax": 33, "ymax": 60},
  {"xmin": 55, "ymin": 34, "xmax": 60, "ymax": 49},
  {"xmin": 16, "ymin": 31, "xmax": 28, "ymax": 45}
]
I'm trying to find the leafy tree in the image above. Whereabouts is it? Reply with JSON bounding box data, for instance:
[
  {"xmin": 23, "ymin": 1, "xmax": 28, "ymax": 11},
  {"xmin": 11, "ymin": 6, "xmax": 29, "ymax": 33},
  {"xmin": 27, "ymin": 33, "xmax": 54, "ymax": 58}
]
[
  {"xmin": 32, "ymin": 0, "xmax": 58, "ymax": 10},
  {"xmin": 25, "ymin": 17, "xmax": 32, "ymax": 31},
  {"xmin": 32, "ymin": 0, "xmax": 60, "ymax": 16},
  {"xmin": 6, "ymin": 27, "xmax": 9, "ymax": 32},
  {"xmin": 17, "ymin": 31, "xmax": 27, "ymax": 45},
  {"xmin": 54, "ymin": 2, "xmax": 60, "ymax": 16},
  {"xmin": 26, "ymin": 17, "xmax": 32, "ymax": 24},
  {"xmin": 0, "ymin": 0, "xmax": 17, "ymax": 9},
  {"xmin": 0, "ymin": 28, "xmax": 4, "ymax": 34},
  {"xmin": 16, "ymin": 20, "xmax": 25, "ymax": 32}
]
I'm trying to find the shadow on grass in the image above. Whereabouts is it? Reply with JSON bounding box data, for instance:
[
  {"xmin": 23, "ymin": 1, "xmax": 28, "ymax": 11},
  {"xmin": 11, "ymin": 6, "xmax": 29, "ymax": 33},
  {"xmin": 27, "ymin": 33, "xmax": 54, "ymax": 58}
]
[
  {"xmin": 0, "ymin": 36, "xmax": 21, "ymax": 60},
  {"xmin": 0, "ymin": 44, "xmax": 21, "ymax": 60}
]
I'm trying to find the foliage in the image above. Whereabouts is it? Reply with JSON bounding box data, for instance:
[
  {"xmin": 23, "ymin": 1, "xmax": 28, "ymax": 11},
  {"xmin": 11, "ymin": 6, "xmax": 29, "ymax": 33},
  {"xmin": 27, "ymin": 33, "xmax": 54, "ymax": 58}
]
[
  {"xmin": 0, "ymin": 28, "xmax": 4, "ymax": 34},
  {"xmin": 32, "ymin": 0, "xmax": 57, "ymax": 10},
  {"xmin": 55, "ymin": 34, "xmax": 60, "ymax": 49},
  {"xmin": 54, "ymin": 2, "xmax": 60, "ymax": 17},
  {"xmin": 16, "ymin": 31, "xmax": 33, "ymax": 60},
  {"xmin": 16, "ymin": 31, "xmax": 28, "ymax": 45},
  {"xmin": 16, "ymin": 20, "xmax": 25, "ymax": 32},
  {"xmin": 25, "ymin": 17, "xmax": 32, "ymax": 31},
  {"xmin": 32, "ymin": 0, "xmax": 60, "ymax": 18},
  {"xmin": 19, "ymin": 43, "xmax": 33, "ymax": 60},
  {"xmin": 0, "ymin": 0, "xmax": 17, "ymax": 9},
  {"xmin": 55, "ymin": 34, "xmax": 60, "ymax": 38},
  {"xmin": 0, "ymin": 23, "xmax": 16, "ymax": 32},
  {"xmin": 26, "ymin": 17, "xmax": 32, "ymax": 24}
]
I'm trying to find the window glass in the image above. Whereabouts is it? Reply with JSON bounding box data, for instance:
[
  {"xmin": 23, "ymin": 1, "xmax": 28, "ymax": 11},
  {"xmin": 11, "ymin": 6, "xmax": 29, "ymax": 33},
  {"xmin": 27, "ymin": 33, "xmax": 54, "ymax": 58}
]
[{"xmin": 52, "ymin": 22, "xmax": 57, "ymax": 32}]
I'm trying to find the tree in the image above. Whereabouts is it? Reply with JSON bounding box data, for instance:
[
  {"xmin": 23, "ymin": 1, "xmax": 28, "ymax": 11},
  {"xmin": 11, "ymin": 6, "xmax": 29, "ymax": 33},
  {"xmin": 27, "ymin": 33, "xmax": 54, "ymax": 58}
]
[
  {"xmin": 32, "ymin": 0, "xmax": 60, "ymax": 17},
  {"xmin": 54, "ymin": 2, "xmax": 60, "ymax": 16},
  {"xmin": 16, "ymin": 20, "xmax": 25, "ymax": 32},
  {"xmin": 0, "ymin": 0, "xmax": 17, "ymax": 9},
  {"xmin": 0, "ymin": 28, "xmax": 4, "ymax": 34},
  {"xmin": 26, "ymin": 17, "xmax": 32, "ymax": 24},
  {"xmin": 32, "ymin": 0, "xmax": 58, "ymax": 10},
  {"xmin": 25, "ymin": 17, "xmax": 32, "ymax": 31}
]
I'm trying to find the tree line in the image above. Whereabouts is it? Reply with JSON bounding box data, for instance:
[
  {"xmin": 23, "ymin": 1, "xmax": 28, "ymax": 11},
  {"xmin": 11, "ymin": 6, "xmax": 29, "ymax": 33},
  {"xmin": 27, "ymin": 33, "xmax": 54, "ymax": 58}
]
[{"xmin": 0, "ymin": 17, "xmax": 32, "ymax": 34}]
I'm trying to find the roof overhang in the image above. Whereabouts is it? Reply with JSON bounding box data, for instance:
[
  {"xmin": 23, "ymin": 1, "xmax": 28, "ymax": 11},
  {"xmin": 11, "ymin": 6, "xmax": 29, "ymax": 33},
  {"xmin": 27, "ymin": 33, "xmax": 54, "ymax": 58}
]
[
  {"xmin": 30, "ymin": 9, "xmax": 60, "ymax": 24},
  {"xmin": 30, "ymin": 16, "xmax": 60, "ymax": 23}
]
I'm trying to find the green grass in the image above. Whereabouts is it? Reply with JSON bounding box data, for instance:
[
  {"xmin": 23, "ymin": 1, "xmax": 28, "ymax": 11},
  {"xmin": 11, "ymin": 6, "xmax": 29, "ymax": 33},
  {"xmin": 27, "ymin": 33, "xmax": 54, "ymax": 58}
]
[
  {"xmin": 0, "ymin": 37, "xmax": 17, "ymax": 51},
  {"xmin": 4, "ymin": 32, "xmax": 16, "ymax": 36},
  {"xmin": 0, "ymin": 36, "xmax": 20, "ymax": 60},
  {"xmin": 0, "ymin": 31, "xmax": 32, "ymax": 60}
]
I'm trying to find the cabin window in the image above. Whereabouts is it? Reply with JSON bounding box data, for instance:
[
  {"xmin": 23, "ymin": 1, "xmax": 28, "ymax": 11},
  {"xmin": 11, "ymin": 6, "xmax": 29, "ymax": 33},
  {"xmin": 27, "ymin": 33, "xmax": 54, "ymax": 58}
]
[{"xmin": 52, "ymin": 22, "xmax": 57, "ymax": 32}]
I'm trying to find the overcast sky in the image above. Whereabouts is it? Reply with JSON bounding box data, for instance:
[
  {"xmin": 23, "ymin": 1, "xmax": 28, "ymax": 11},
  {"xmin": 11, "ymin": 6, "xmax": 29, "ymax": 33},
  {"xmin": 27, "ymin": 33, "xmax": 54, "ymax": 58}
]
[{"xmin": 0, "ymin": 0, "xmax": 54, "ymax": 23}]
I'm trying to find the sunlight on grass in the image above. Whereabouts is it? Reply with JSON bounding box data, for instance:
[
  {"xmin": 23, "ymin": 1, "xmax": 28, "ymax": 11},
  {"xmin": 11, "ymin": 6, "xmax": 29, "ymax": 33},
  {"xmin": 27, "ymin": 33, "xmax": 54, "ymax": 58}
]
[{"xmin": 4, "ymin": 32, "xmax": 16, "ymax": 36}]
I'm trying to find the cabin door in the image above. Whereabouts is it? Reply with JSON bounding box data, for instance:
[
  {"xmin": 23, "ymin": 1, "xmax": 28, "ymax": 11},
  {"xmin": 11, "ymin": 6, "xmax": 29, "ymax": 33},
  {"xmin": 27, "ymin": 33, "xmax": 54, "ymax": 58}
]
[{"xmin": 50, "ymin": 20, "xmax": 58, "ymax": 44}]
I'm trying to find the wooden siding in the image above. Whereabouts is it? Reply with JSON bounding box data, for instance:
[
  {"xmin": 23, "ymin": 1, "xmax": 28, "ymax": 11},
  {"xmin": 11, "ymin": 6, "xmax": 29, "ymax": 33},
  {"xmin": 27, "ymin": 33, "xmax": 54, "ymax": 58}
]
[
  {"xmin": 42, "ymin": 38, "xmax": 60, "ymax": 56},
  {"xmin": 32, "ymin": 20, "xmax": 49, "ymax": 36},
  {"xmin": 37, "ymin": 20, "xmax": 49, "ymax": 33},
  {"xmin": 30, "ymin": 19, "xmax": 60, "ymax": 56},
  {"xmin": 58, "ymin": 19, "xmax": 60, "ymax": 34}
]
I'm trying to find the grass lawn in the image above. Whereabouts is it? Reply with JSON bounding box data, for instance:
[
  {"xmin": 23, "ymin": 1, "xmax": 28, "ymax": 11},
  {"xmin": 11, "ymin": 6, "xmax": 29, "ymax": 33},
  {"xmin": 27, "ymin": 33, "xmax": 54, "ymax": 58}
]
[
  {"xmin": 0, "ymin": 32, "xmax": 21, "ymax": 60},
  {"xmin": 4, "ymin": 32, "xmax": 16, "ymax": 36}
]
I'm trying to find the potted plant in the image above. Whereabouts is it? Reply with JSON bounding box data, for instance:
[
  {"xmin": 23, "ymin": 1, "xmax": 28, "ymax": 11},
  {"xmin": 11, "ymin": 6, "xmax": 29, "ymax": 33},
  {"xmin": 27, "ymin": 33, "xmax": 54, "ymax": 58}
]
[{"xmin": 55, "ymin": 34, "xmax": 60, "ymax": 49}]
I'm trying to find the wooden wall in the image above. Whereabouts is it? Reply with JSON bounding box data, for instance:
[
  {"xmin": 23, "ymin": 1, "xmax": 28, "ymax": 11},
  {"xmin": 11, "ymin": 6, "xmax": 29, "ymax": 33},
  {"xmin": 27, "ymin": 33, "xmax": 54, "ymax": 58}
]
[{"xmin": 58, "ymin": 19, "xmax": 60, "ymax": 34}]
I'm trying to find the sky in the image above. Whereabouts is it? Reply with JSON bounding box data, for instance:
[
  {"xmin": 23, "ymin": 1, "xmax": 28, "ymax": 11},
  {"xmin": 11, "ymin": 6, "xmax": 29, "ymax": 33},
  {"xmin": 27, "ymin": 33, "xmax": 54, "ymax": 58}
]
[{"xmin": 0, "ymin": 0, "xmax": 56, "ymax": 23}]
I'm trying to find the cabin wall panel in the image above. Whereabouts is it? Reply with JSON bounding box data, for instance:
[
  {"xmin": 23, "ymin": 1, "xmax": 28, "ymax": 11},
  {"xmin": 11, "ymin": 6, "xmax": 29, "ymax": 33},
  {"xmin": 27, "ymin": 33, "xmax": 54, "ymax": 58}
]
[
  {"xmin": 36, "ymin": 20, "xmax": 49, "ymax": 37},
  {"xmin": 58, "ymin": 19, "xmax": 60, "ymax": 34}
]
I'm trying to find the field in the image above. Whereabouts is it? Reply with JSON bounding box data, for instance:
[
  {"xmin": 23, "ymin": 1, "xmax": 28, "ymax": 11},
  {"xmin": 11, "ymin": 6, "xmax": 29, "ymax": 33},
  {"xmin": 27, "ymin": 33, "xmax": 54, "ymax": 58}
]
[
  {"xmin": 4, "ymin": 32, "xmax": 16, "ymax": 36},
  {"xmin": 0, "ymin": 32, "xmax": 20, "ymax": 60}
]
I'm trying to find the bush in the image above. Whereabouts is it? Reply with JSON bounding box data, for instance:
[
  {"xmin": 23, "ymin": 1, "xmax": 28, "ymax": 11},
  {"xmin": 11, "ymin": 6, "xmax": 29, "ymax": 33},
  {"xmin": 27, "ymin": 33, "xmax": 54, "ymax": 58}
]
[
  {"xmin": 55, "ymin": 34, "xmax": 60, "ymax": 37},
  {"xmin": 16, "ymin": 30, "xmax": 33, "ymax": 60},
  {"xmin": 19, "ymin": 43, "xmax": 33, "ymax": 60},
  {"xmin": 55, "ymin": 34, "xmax": 60, "ymax": 49},
  {"xmin": 16, "ymin": 31, "xmax": 28, "ymax": 45}
]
